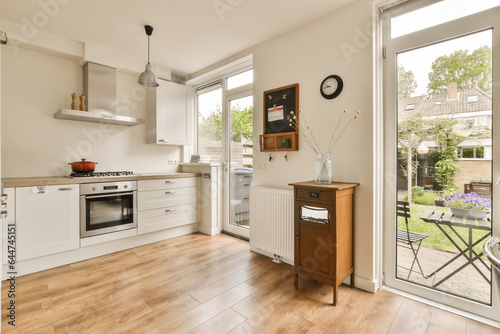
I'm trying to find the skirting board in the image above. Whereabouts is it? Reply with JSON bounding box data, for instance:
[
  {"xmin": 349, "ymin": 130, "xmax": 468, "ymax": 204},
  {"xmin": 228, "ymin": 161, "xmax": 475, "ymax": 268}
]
[
  {"xmin": 4, "ymin": 224, "xmax": 199, "ymax": 278},
  {"xmin": 199, "ymin": 225, "xmax": 222, "ymax": 236},
  {"xmin": 251, "ymin": 245, "xmax": 378, "ymax": 293}
]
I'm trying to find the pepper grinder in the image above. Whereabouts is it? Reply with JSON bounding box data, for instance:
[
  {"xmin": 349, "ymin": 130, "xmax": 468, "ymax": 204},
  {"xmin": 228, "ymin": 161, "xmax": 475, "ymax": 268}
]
[
  {"xmin": 71, "ymin": 92, "xmax": 77, "ymax": 110},
  {"xmin": 79, "ymin": 95, "xmax": 86, "ymax": 111}
]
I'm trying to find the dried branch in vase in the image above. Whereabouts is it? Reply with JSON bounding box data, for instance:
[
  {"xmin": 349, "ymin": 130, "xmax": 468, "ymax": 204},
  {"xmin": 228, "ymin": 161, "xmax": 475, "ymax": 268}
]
[{"xmin": 287, "ymin": 109, "xmax": 361, "ymax": 154}]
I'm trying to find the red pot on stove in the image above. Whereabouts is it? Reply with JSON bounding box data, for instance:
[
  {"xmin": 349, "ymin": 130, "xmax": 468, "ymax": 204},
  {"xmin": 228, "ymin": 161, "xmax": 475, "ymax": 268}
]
[{"xmin": 68, "ymin": 158, "xmax": 98, "ymax": 172}]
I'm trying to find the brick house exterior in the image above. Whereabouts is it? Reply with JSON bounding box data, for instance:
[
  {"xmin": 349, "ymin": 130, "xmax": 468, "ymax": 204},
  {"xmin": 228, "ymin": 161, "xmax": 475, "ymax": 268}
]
[{"xmin": 398, "ymin": 84, "xmax": 492, "ymax": 194}]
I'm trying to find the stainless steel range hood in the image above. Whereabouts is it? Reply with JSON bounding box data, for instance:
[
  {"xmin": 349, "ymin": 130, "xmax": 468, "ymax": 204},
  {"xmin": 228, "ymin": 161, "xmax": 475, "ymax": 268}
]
[{"xmin": 55, "ymin": 62, "xmax": 145, "ymax": 126}]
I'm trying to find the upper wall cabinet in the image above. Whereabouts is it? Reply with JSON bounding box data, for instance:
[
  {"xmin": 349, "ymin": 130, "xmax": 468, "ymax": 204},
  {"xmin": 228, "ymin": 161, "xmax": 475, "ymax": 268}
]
[{"xmin": 147, "ymin": 79, "xmax": 190, "ymax": 145}]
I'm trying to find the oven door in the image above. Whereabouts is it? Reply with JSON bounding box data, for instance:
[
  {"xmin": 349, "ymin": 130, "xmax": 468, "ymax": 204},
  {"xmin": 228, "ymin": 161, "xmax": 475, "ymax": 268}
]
[{"xmin": 81, "ymin": 191, "xmax": 137, "ymax": 238}]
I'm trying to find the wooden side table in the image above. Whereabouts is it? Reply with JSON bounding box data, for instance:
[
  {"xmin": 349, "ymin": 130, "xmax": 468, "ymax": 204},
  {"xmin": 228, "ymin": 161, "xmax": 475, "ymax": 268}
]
[{"xmin": 289, "ymin": 181, "xmax": 359, "ymax": 305}]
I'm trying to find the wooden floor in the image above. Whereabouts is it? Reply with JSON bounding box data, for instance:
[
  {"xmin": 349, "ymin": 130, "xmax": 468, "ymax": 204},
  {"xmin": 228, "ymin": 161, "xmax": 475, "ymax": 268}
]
[{"xmin": 2, "ymin": 233, "xmax": 499, "ymax": 334}]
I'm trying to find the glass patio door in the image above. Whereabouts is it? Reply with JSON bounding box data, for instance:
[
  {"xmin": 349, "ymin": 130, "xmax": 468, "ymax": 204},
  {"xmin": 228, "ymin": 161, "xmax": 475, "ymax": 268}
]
[
  {"xmin": 223, "ymin": 91, "xmax": 253, "ymax": 239},
  {"xmin": 383, "ymin": 1, "xmax": 500, "ymax": 322}
]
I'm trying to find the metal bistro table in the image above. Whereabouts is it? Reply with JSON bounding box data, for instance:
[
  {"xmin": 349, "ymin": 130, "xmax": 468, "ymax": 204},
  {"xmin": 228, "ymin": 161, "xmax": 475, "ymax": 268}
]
[{"xmin": 420, "ymin": 210, "xmax": 492, "ymax": 288}]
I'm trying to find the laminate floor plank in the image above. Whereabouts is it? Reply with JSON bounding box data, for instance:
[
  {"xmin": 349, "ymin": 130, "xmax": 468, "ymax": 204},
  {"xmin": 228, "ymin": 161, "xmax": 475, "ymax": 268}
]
[
  {"xmin": 3, "ymin": 293, "xmax": 110, "ymax": 334},
  {"xmin": 387, "ymin": 298, "xmax": 433, "ymax": 334},
  {"xmin": 2, "ymin": 233, "xmax": 499, "ymax": 334},
  {"xmin": 427, "ymin": 308, "xmax": 467, "ymax": 334},
  {"xmin": 348, "ymin": 289, "xmax": 404, "ymax": 334},
  {"xmin": 466, "ymin": 319, "xmax": 500, "ymax": 334},
  {"xmin": 95, "ymin": 295, "xmax": 200, "ymax": 334},
  {"xmin": 145, "ymin": 282, "xmax": 258, "ymax": 334},
  {"xmin": 189, "ymin": 257, "xmax": 276, "ymax": 303},
  {"xmin": 308, "ymin": 286, "xmax": 373, "ymax": 334},
  {"xmin": 228, "ymin": 281, "xmax": 317, "ymax": 334},
  {"xmin": 25, "ymin": 323, "xmax": 56, "ymax": 334},
  {"xmin": 188, "ymin": 308, "xmax": 246, "ymax": 334},
  {"xmin": 143, "ymin": 252, "xmax": 267, "ymax": 309}
]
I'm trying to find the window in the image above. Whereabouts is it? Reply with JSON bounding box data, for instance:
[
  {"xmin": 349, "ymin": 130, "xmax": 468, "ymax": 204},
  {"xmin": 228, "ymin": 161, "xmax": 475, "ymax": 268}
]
[
  {"xmin": 227, "ymin": 69, "xmax": 253, "ymax": 90},
  {"xmin": 391, "ymin": 0, "xmax": 499, "ymax": 38},
  {"xmin": 459, "ymin": 146, "xmax": 486, "ymax": 159},
  {"xmin": 197, "ymin": 86, "xmax": 223, "ymax": 161},
  {"xmin": 467, "ymin": 95, "xmax": 479, "ymax": 103}
]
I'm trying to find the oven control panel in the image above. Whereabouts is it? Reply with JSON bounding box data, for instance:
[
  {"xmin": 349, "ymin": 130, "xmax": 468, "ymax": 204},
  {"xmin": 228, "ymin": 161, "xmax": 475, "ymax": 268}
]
[{"xmin": 80, "ymin": 181, "xmax": 137, "ymax": 195}]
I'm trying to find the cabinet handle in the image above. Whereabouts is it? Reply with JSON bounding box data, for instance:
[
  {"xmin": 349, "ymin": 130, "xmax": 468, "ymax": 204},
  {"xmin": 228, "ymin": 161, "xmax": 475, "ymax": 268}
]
[
  {"xmin": 309, "ymin": 192, "xmax": 319, "ymax": 198},
  {"xmin": 159, "ymin": 139, "xmax": 169, "ymax": 143},
  {"xmin": 165, "ymin": 208, "xmax": 176, "ymax": 213},
  {"xmin": 0, "ymin": 210, "xmax": 7, "ymax": 219},
  {"xmin": 58, "ymin": 187, "xmax": 75, "ymax": 191},
  {"xmin": 164, "ymin": 180, "xmax": 176, "ymax": 184},
  {"xmin": 37, "ymin": 185, "xmax": 46, "ymax": 194},
  {"xmin": 0, "ymin": 194, "xmax": 7, "ymax": 202},
  {"xmin": 295, "ymin": 234, "xmax": 299, "ymax": 239},
  {"xmin": 165, "ymin": 191, "xmax": 176, "ymax": 195}
]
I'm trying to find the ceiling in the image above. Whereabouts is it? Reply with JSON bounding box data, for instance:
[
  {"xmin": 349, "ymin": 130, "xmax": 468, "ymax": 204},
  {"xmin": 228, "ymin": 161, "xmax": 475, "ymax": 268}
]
[{"xmin": 0, "ymin": 0, "xmax": 353, "ymax": 76}]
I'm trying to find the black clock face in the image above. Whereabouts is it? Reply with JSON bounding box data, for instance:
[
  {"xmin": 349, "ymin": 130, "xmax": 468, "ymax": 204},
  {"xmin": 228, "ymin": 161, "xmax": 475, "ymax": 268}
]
[{"xmin": 320, "ymin": 75, "xmax": 343, "ymax": 99}]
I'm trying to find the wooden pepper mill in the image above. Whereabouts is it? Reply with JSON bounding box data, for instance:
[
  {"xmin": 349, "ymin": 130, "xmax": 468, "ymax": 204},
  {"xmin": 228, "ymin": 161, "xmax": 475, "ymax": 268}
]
[
  {"xmin": 71, "ymin": 93, "xmax": 77, "ymax": 110},
  {"xmin": 79, "ymin": 95, "xmax": 86, "ymax": 111}
]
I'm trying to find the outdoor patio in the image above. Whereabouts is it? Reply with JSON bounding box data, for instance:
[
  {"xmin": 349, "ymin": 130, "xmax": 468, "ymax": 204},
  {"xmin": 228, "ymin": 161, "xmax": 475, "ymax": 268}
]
[{"xmin": 397, "ymin": 244, "xmax": 492, "ymax": 304}]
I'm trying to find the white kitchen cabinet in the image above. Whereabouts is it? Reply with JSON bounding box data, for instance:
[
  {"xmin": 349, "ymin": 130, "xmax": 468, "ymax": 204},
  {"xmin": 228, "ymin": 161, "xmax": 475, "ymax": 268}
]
[
  {"xmin": 16, "ymin": 184, "xmax": 79, "ymax": 261},
  {"xmin": 146, "ymin": 79, "xmax": 190, "ymax": 145},
  {"xmin": 138, "ymin": 177, "xmax": 199, "ymax": 234},
  {"xmin": 2, "ymin": 188, "xmax": 15, "ymax": 265}
]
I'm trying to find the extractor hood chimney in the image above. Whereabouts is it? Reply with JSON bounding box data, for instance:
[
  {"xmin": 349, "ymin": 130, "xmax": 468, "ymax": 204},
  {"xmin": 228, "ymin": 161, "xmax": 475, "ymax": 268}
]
[
  {"xmin": 83, "ymin": 62, "xmax": 117, "ymax": 113},
  {"xmin": 54, "ymin": 62, "xmax": 145, "ymax": 126}
]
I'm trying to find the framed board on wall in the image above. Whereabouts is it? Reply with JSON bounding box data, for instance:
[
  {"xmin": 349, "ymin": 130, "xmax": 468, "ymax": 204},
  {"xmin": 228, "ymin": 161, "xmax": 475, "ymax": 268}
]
[{"xmin": 259, "ymin": 83, "xmax": 299, "ymax": 151}]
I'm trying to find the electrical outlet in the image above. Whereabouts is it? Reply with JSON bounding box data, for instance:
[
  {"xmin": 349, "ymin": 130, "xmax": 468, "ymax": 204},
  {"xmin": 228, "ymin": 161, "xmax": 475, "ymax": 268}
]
[{"xmin": 168, "ymin": 159, "xmax": 177, "ymax": 165}]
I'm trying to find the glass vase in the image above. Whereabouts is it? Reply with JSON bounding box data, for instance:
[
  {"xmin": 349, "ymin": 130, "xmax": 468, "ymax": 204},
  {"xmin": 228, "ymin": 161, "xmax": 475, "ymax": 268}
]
[{"xmin": 315, "ymin": 153, "xmax": 332, "ymax": 184}]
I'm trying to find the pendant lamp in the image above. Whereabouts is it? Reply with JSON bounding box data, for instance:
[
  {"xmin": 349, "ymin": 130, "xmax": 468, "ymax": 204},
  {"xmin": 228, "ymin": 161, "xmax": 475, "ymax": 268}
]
[{"xmin": 138, "ymin": 25, "xmax": 159, "ymax": 87}]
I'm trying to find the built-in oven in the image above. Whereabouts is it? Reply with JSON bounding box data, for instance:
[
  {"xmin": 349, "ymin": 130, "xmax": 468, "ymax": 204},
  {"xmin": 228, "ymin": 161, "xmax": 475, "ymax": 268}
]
[{"xmin": 80, "ymin": 180, "xmax": 137, "ymax": 238}]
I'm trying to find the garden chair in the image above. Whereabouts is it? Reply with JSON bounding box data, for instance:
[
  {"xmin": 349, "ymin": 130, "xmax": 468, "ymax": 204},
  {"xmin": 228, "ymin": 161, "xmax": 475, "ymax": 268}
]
[{"xmin": 396, "ymin": 200, "xmax": 428, "ymax": 279}]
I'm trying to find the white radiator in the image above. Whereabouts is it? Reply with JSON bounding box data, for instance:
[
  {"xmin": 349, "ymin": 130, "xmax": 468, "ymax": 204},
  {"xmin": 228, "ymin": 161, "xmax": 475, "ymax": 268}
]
[{"xmin": 249, "ymin": 186, "xmax": 294, "ymax": 264}]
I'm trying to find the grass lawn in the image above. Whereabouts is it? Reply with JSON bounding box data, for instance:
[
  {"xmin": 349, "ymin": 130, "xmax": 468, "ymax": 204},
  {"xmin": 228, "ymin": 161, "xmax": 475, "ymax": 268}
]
[{"xmin": 397, "ymin": 203, "xmax": 491, "ymax": 254}]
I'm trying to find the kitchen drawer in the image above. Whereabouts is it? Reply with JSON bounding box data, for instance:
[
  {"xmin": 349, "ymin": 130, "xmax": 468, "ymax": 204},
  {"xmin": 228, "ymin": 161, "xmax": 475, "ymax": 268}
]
[
  {"xmin": 295, "ymin": 188, "xmax": 334, "ymax": 204},
  {"xmin": 138, "ymin": 204, "xmax": 198, "ymax": 234},
  {"xmin": 139, "ymin": 177, "xmax": 198, "ymax": 191},
  {"xmin": 138, "ymin": 190, "xmax": 197, "ymax": 211},
  {"xmin": 140, "ymin": 186, "xmax": 197, "ymax": 201}
]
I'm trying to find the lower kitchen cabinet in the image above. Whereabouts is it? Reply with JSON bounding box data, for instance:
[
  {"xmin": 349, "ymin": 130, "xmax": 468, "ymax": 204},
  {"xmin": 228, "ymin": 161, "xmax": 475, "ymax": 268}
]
[
  {"xmin": 138, "ymin": 177, "xmax": 199, "ymax": 234},
  {"xmin": 16, "ymin": 184, "xmax": 79, "ymax": 261}
]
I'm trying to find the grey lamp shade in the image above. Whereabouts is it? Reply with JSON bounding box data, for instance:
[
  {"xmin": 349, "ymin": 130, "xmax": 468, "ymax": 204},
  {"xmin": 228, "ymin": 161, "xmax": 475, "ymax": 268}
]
[{"xmin": 138, "ymin": 63, "xmax": 159, "ymax": 87}]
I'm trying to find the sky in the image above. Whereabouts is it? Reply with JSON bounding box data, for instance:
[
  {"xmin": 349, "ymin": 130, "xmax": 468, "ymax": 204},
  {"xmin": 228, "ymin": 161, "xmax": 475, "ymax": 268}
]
[{"xmin": 392, "ymin": 0, "xmax": 497, "ymax": 96}]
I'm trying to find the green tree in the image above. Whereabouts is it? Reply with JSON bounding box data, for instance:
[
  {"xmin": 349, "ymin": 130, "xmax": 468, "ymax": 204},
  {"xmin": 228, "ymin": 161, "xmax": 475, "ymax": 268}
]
[
  {"xmin": 398, "ymin": 65, "xmax": 418, "ymax": 98},
  {"xmin": 430, "ymin": 117, "xmax": 463, "ymax": 195},
  {"xmin": 198, "ymin": 103, "xmax": 253, "ymax": 142},
  {"xmin": 427, "ymin": 45, "xmax": 492, "ymax": 95},
  {"xmin": 398, "ymin": 112, "xmax": 431, "ymax": 203}
]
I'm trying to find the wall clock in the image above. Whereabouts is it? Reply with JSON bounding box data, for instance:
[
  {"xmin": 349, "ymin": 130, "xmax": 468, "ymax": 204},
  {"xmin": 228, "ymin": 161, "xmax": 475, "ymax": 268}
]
[{"xmin": 320, "ymin": 75, "xmax": 343, "ymax": 99}]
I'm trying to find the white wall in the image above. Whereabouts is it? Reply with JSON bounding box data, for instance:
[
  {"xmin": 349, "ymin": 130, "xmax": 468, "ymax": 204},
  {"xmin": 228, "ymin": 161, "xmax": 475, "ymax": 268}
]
[
  {"xmin": 254, "ymin": 0, "xmax": 374, "ymax": 289},
  {"xmin": 1, "ymin": 46, "xmax": 182, "ymax": 177},
  {"xmin": 194, "ymin": 0, "xmax": 376, "ymax": 289}
]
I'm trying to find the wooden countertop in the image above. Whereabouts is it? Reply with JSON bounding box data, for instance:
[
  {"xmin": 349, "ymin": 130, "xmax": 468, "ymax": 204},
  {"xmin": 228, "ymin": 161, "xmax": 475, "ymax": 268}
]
[
  {"xmin": 2, "ymin": 172, "xmax": 201, "ymax": 188},
  {"xmin": 288, "ymin": 180, "xmax": 360, "ymax": 190}
]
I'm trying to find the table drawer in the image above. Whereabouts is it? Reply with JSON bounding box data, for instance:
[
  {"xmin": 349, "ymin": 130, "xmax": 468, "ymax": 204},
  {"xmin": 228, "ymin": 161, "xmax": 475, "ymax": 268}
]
[
  {"xmin": 140, "ymin": 177, "xmax": 198, "ymax": 191},
  {"xmin": 295, "ymin": 188, "xmax": 334, "ymax": 203}
]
